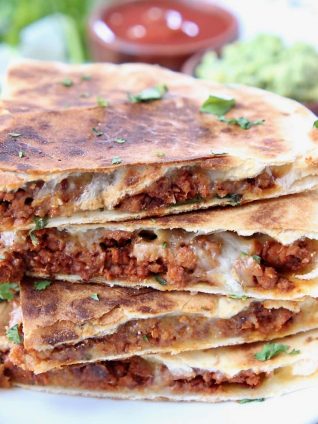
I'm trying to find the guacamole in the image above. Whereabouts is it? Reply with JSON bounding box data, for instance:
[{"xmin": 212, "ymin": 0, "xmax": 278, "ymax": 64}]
[{"xmin": 196, "ymin": 34, "xmax": 318, "ymax": 103}]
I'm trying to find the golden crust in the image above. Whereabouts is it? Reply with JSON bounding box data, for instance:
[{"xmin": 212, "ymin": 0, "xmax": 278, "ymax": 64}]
[
  {"xmin": 20, "ymin": 279, "xmax": 275, "ymax": 350},
  {"xmin": 1, "ymin": 60, "xmax": 318, "ymax": 178}
]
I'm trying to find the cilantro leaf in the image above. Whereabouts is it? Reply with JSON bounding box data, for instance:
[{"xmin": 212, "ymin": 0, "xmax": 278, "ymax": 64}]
[
  {"xmin": 255, "ymin": 343, "xmax": 290, "ymax": 361},
  {"xmin": 142, "ymin": 334, "xmax": 149, "ymax": 342},
  {"xmin": 216, "ymin": 193, "xmax": 242, "ymax": 205},
  {"xmin": 6, "ymin": 324, "xmax": 22, "ymax": 344},
  {"xmin": 210, "ymin": 151, "xmax": 227, "ymax": 156},
  {"xmin": 156, "ymin": 151, "xmax": 166, "ymax": 158},
  {"xmin": 154, "ymin": 275, "xmax": 167, "ymax": 286},
  {"xmin": 90, "ymin": 293, "xmax": 99, "ymax": 301},
  {"xmin": 29, "ymin": 217, "xmax": 48, "ymax": 246},
  {"xmin": 96, "ymin": 96, "xmax": 108, "ymax": 108},
  {"xmin": 34, "ymin": 217, "xmax": 48, "ymax": 231},
  {"xmin": 289, "ymin": 348, "xmax": 301, "ymax": 355},
  {"xmin": 200, "ymin": 95, "xmax": 235, "ymax": 116},
  {"xmin": 61, "ymin": 78, "xmax": 73, "ymax": 87},
  {"xmin": 172, "ymin": 195, "xmax": 203, "ymax": 207},
  {"xmin": 92, "ymin": 127, "xmax": 104, "ymax": 137},
  {"xmin": 9, "ymin": 132, "xmax": 21, "ymax": 137},
  {"xmin": 218, "ymin": 116, "xmax": 264, "ymax": 130},
  {"xmin": 252, "ymin": 255, "xmax": 261, "ymax": 264},
  {"xmin": 29, "ymin": 232, "xmax": 39, "ymax": 246},
  {"xmin": 128, "ymin": 84, "xmax": 168, "ymax": 103},
  {"xmin": 81, "ymin": 74, "xmax": 91, "ymax": 81},
  {"xmin": 0, "ymin": 283, "xmax": 19, "ymax": 301},
  {"xmin": 34, "ymin": 280, "xmax": 51, "ymax": 291},
  {"xmin": 162, "ymin": 242, "xmax": 168, "ymax": 248},
  {"xmin": 18, "ymin": 151, "xmax": 25, "ymax": 158},
  {"xmin": 229, "ymin": 294, "xmax": 249, "ymax": 301},
  {"xmin": 238, "ymin": 398, "xmax": 265, "ymax": 404},
  {"xmin": 112, "ymin": 156, "xmax": 122, "ymax": 165},
  {"xmin": 114, "ymin": 137, "xmax": 126, "ymax": 144},
  {"xmin": 314, "ymin": 120, "xmax": 318, "ymax": 128}
]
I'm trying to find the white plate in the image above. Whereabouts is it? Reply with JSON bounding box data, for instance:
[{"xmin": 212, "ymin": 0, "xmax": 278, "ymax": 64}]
[{"xmin": 0, "ymin": 385, "xmax": 318, "ymax": 424}]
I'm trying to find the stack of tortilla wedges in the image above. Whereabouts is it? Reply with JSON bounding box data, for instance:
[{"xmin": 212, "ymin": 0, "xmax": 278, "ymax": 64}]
[{"xmin": 0, "ymin": 60, "xmax": 318, "ymax": 402}]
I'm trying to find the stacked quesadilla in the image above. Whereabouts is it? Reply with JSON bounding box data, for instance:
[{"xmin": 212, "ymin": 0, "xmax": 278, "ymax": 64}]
[{"xmin": 1, "ymin": 60, "xmax": 318, "ymax": 402}]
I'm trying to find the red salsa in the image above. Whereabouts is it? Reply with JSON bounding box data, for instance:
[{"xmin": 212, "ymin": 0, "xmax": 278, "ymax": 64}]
[{"xmin": 99, "ymin": 0, "xmax": 231, "ymax": 45}]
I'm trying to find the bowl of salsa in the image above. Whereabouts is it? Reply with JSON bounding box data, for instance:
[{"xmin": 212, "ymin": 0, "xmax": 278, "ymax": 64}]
[{"xmin": 88, "ymin": 0, "xmax": 238, "ymax": 70}]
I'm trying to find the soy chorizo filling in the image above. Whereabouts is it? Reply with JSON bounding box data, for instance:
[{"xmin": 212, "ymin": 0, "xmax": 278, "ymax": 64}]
[
  {"xmin": 116, "ymin": 167, "xmax": 275, "ymax": 212},
  {"xmin": 6, "ymin": 357, "xmax": 266, "ymax": 392},
  {"xmin": 0, "ymin": 166, "xmax": 276, "ymax": 226},
  {"xmin": 15, "ymin": 303, "xmax": 294, "ymax": 367},
  {"xmin": 1, "ymin": 226, "xmax": 315, "ymax": 292}
]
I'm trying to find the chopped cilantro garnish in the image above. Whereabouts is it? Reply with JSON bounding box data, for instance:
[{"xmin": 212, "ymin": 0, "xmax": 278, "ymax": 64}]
[
  {"xmin": 9, "ymin": 132, "xmax": 21, "ymax": 138},
  {"xmin": 29, "ymin": 232, "xmax": 39, "ymax": 246},
  {"xmin": 289, "ymin": 348, "xmax": 301, "ymax": 355},
  {"xmin": 29, "ymin": 217, "xmax": 48, "ymax": 246},
  {"xmin": 81, "ymin": 74, "xmax": 91, "ymax": 81},
  {"xmin": 162, "ymin": 242, "xmax": 168, "ymax": 248},
  {"xmin": 6, "ymin": 324, "xmax": 21, "ymax": 344},
  {"xmin": 0, "ymin": 283, "xmax": 19, "ymax": 301},
  {"xmin": 200, "ymin": 95, "xmax": 235, "ymax": 116},
  {"xmin": 154, "ymin": 275, "xmax": 167, "ymax": 286},
  {"xmin": 18, "ymin": 151, "xmax": 25, "ymax": 158},
  {"xmin": 80, "ymin": 92, "xmax": 90, "ymax": 98},
  {"xmin": 229, "ymin": 294, "xmax": 249, "ymax": 301},
  {"xmin": 92, "ymin": 127, "xmax": 104, "ymax": 137},
  {"xmin": 61, "ymin": 78, "xmax": 73, "ymax": 87},
  {"xmin": 172, "ymin": 195, "xmax": 203, "ymax": 207},
  {"xmin": 255, "ymin": 343, "xmax": 292, "ymax": 361},
  {"xmin": 129, "ymin": 84, "xmax": 168, "ymax": 103},
  {"xmin": 238, "ymin": 398, "xmax": 265, "ymax": 404},
  {"xmin": 210, "ymin": 151, "xmax": 227, "ymax": 156},
  {"xmin": 314, "ymin": 120, "xmax": 318, "ymax": 128},
  {"xmin": 252, "ymin": 255, "xmax": 261, "ymax": 264},
  {"xmin": 216, "ymin": 193, "xmax": 242, "ymax": 205},
  {"xmin": 142, "ymin": 334, "xmax": 149, "ymax": 342},
  {"xmin": 34, "ymin": 280, "xmax": 51, "ymax": 291},
  {"xmin": 218, "ymin": 116, "xmax": 264, "ymax": 130},
  {"xmin": 114, "ymin": 137, "xmax": 126, "ymax": 144},
  {"xmin": 96, "ymin": 96, "xmax": 108, "ymax": 108},
  {"xmin": 156, "ymin": 151, "xmax": 166, "ymax": 158},
  {"xmin": 34, "ymin": 217, "xmax": 48, "ymax": 231},
  {"xmin": 112, "ymin": 156, "xmax": 122, "ymax": 165},
  {"xmin": 90, "ymin": 293, "xmax": 99, "ymax": 301}
]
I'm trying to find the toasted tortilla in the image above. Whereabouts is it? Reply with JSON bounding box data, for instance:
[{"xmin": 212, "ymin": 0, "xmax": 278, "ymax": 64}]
[
  {"xmin": 6, "ymin": 329, "xmax": 318, "ymax": 402},
  {"xmin": 2, "ymin": 191, "xmax": 318, "ymax": 300},
  {"xmin": 0, "ymin": 61, "xmax": 318, "ymax": 230},
  {"xmin": 8, "ymin": 279, "xmax": 318, "ymax": 373}
]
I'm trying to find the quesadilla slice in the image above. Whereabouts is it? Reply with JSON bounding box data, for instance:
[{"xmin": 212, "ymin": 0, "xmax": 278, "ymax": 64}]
[
  {"xmin": 1, "ymin": 61, "xmax": 318, "ymax": 231},
  {"xmin": 6, "ymin": 329, "xmax": 318, "ymax": 402},
  {"xmin": 2, "ymin": 191, "xmax": 318, "ymax": 300},
  {"xmin": 7, "ymin": 279, "xmax": 318, "ymax": 374}
]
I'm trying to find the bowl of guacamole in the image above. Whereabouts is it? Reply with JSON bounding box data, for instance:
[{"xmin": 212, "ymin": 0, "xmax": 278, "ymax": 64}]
[{"xmin": 182, "ymin": 34, "xmax": 318, "ymax": 113}]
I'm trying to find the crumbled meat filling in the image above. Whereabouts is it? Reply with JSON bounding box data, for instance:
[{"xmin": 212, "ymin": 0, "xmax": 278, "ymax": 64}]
[
  {"xmin": 0, "ymin": 167, "xmax": 276, "ymax": 226},
  {"xmin": 117, "ymin": 167, "xmax": 275, "ymax": 212},
  {"xmin": 1, "ymin": 227, "xmax": 315, "ymax": 293},
  {"xmin": 18, "ymin": 303, "xmax": 294, "ymax": 367},
  {"xmin": 234, "ymin": 239, "xmax": 315, "ymax": 291},
  {"xmin": 6, "ymin": 357, "xmax": 265, "ymax": 393}
]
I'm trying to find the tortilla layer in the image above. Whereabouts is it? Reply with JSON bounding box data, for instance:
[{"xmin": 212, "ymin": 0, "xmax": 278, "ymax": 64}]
[
  {"xmin": 6, "ymin": 329, "xmax": 318, "ymax": 402},
  {"xmin": 0, "ymin": 61, "xmax": 318, "ymax": 229}
]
